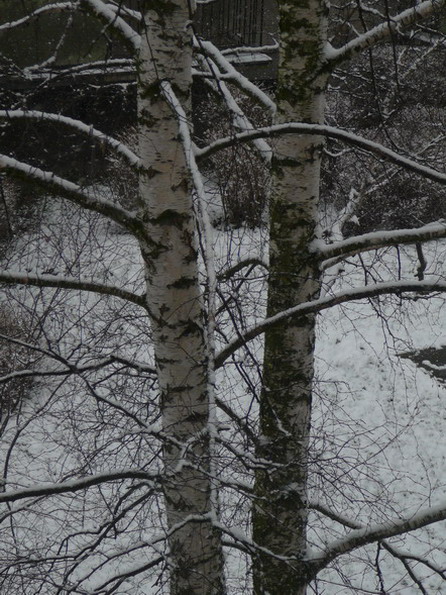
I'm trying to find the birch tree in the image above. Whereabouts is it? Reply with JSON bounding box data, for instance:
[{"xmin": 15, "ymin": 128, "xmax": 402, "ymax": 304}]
[{"xmin": 0, "ymin": 1, "xmax": 446, "ymax": 594}]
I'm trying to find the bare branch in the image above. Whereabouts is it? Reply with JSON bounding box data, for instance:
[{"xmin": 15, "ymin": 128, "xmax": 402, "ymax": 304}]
[
  {"xmin": 0, "ymin": 356, "xmax": 155, "ymax": 385},
  {"xmin": 0, "ymin": 270, "xmax": 146, "ymax": 307},
  {"xmin": 217, "ymin": 258, "xmax": 268, "ymax": 281},
  {"xmin": 91, "ymin": 554, "xmax": 165, "ymax": 592},
  {"xmin": 309, "ymin": 501, "xmax": 359, "ymax": 530}
]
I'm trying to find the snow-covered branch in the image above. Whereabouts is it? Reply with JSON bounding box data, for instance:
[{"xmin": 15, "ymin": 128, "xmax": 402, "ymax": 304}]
[
  {"xmin": 79, "ymin": 0, "xmax": 140, "ymax": 51},
  {"xmin": 0, "ymin": 154, "xmax": 138, "ymax": 228},
  {"xmin": 107, "ymin": 0, "xmax": 142, "ymax": 22},
  {"xmin": 0, "ymin": 470, "xmax": 160, "ymax": 504},
  {"xmin": 195, "ymin": 52, "xmax": 273, "ymax": 162},
  {"xmin": 326, "ymin": 0, "xmax": 446, "ymax": 67},
  {"xmin": 309, "ymin": 501, "xmax": 446, "ymax": 585},
  {"xmin": 0, "ymin": 270, "xmax": 145, "ymax": 307},
  {"xmin": 326, "ymin": 0, "xmax": 446, "ymax": 65},
  {"xmin": 196, "ymin": 123, "xmax": 446, "ymax": 185},
  {"xmin": 309, "ymin": 500, "xmax": 446, "ymax": 570},
  {"xmin": 0, "ymin": 110, "xmax": 140, "ymax": 169},
  {"xmin": 0, "ymin": 2, "xmax": 75, "ymax": 32},
  {"xmin": 0, "ymin": 0, "xmax": 140, "ymax": 51},
  {"xmin": 196, "ymin": 39, "xmax": 276, "ymax": 114},
  {"xmin": 0, "ymin": 356, "xmax": 154, "ymax": 384},
  {"xmin": 215, "ymin": 280, "xmax": 446, "ymax": 367},
  {"xmin": 316, "ymin": 220, "xmax": 446, "ymax": 266}
]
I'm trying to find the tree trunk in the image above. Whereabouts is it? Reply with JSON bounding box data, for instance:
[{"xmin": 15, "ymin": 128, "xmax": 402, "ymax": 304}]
[
  {"xmin": 137, "ymin": 2, "xmax": 225, "ymax": 593},
  {"xmin": 253, "ymin": 0, "xmax": 329, "ymax": 592}
]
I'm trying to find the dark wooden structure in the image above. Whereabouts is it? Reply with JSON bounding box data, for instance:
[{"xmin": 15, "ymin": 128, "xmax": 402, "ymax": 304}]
[
  {"xmin": 0, "ymin": 0, "xmax": 278, "ymax": 93},
  {"xmin": 196, "ymin": 0, "xmax": 277, "ymax": 47},
  {"xmin": 122, "ymin": 0, "xmax": 279, "ymax": 80},
  {"xmin": 195, "ymin": 0, "xmax": 278, "ymax": 79}
]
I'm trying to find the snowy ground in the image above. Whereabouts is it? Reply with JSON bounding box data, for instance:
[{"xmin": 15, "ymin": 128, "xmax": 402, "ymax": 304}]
[
  {"xmin": 312, "ymin": 244, "xmax": 446, "ymax": 593},
  {"xmin": 1, "ymin": 191, "xmax": 446, "ymax": 593}
]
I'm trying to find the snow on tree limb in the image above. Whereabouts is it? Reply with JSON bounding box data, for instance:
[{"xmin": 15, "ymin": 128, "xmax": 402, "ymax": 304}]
[
  {"xmin": 107, "ymin": 1, "xmax": 142, "ymax": 22},
  {"xmin": 0, "ymin": 357, "xmax": 153, "ymax": 384},
  {"xmin": 0, "ymin": 0, "xmax": 141, "ymax": 51},
  {"xmin": 215, "ymin": 280, "xmax": 446, "ymax": 367},
  {"xmin": 0, "ymin": 270, "xmax": 146, "ymax": 307},
  {"xmin": 326, "ymin": 0, "xmax": 446, "ymax": 65},
  {"xmin": 195, "ymin": 52, "xmax": 273, "ymax": 161},
  {"xmin": 309, "ymin": 499, "xmax": 446, "ymax": 570},
  {"xmin": 0, "ymin": 2, "xmax": 75, "ymax": 32},
  {"xmin": 0, "ymin": 470, "xmax": 161, "ymax": 504},
  {"xmin": 196, "ymin": 123, "xmax": 446, "ymax": 184},
  {"xmin": 80, "ymin": 0, "xmax": 140, "ymax": 50},
  {"xmin": 309, "ymin": 501, "xmax": 446, "ymax": 581},
  {"xmin": 197, "ymin": 39, "xmax": 276, "ymax": 114},
  {"xmin": 0, "ymin": 110, "xmax": 140, "ymax": 168},
  {"xmin": 0, "ymin": 154, "xmax": 138, "ymax": 228},
  {"xmin": 316, "ymin": 220, "xmax": 446, "ymax": 265}
]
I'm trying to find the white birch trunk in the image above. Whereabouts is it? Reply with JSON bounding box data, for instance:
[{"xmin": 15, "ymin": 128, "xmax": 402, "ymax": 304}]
[
  {"xmin": 137, "ymin": 2, "xmax": 224, "ymax": 592},
  {"xmin": 253, "ymin": 0, "xmax": 329, "ymax": 592}
]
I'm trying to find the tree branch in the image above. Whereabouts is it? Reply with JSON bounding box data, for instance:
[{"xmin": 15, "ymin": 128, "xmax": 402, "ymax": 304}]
[
  {"xmin": 0, "ymin": 154, "xmax": 139, "ymax": 229},
  {"xmin": 217, "ymin": 258, "xmax": 268, "ymax": 281},
  {"xmin": 0, "ymin": 270, "xmax": 146, "ymax": 307},
  {"xmin": 309, "ymin": 500, "xmax": 446, "ymax": 571},
  {"xmin": 0, "ymin": 2, "xmax": 75, "ymax": 32},
  {"xmin": 79, "ymin": 0, "xmax": 140, "ymax": 51},
  {"xmin": 0, "ymin": 355, "xmax": 155, "ymax": 385},
  {"xmin": 0, "ymin": 110, "xmax": 140, "ymax": 169},
  {"xmin": 196, "ymin": 39, "xmax": 276, "ymax": 114},
  {"xmin": 316, "ymin": 220, "xmax": 446, "ymax": 266},
  {"xmin": 0, "ymin": 470, "xmax": 160, "ymax": 504},
  {"xmin": 215, "ymin": 280, "xmax": 446, "ymax": 367},
  {"xmin": 195, "ymin": 123, "xmax": 446, "ymax": 185},
  {"xmin": 310, "ymin": 502, "xmax": 445, "ymax": 590},
  {"xmin": 326, "ymin": 0, "xmax": 446, "ymax": 66}
]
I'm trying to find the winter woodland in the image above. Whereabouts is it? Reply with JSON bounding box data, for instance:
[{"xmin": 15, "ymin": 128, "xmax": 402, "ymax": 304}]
[{"xmin": 1, "ymin": 0, "xmax": 446, "ymax": 593}]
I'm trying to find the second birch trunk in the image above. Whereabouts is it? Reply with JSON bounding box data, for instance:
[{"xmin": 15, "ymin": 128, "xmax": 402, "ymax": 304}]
[{"xmin": 253, "ymin": 0, "xmax": 329, "ymax": 592}]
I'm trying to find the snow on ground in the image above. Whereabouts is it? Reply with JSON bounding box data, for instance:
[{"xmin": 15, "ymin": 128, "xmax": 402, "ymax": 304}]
[
  {"xmin": 1, "ymin": 189, "xmax": 446, "ymax": 593},
  {"xmin": 312, "ymin": 243, "xmax": 446, "ymax": 593}
]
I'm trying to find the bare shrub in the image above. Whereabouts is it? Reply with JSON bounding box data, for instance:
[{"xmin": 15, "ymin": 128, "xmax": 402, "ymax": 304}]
[
  {"xmin": 194, "ymin": 84, "xmax": 271, "ymax": 228},
  {"xmin": 0, "ymin": 176, "xmax": 45, "ymax": 257},
  {"xmin": 0, "ymin": 304, "xmax": 34, "ymax": 423},
  {"xmin": 104, "ymin": 125, "xmax": 139, "ymax": 212}
]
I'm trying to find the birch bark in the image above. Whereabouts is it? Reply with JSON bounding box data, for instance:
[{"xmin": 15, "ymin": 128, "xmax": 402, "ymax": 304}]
[
  {"xmin": 137, "ymin": 1, "xmax": 224, "ymax": 592},
  {"xmin": 252, "ymin": 0, "xmax": 329, "ymax": 592}
]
